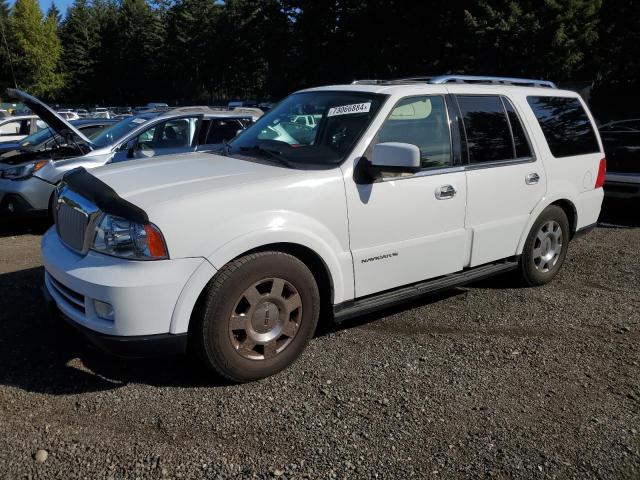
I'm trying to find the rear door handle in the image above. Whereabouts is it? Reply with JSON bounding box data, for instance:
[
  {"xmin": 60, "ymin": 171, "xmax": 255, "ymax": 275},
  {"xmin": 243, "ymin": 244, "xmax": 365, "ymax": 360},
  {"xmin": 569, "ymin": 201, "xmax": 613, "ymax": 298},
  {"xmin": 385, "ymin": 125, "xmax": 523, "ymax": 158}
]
[
  {"xmin": 525, "ymin": 172, "xmax": 540, "ymax": 185},
  {"xmin": 435, "ymin": 184, "xmax": 457, "ymax": 200}
]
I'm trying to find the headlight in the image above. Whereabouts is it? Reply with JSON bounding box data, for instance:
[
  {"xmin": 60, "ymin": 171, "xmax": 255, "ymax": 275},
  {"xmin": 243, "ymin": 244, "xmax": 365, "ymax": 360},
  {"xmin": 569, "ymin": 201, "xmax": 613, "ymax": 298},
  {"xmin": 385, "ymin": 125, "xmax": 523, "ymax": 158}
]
[
  {"xmin": 92, "ymin": 214, "xmax": 168, "ymax": 260},
  {"xmin": 1, "ymin": 160, "xmax": 48, "ymax": 180}
]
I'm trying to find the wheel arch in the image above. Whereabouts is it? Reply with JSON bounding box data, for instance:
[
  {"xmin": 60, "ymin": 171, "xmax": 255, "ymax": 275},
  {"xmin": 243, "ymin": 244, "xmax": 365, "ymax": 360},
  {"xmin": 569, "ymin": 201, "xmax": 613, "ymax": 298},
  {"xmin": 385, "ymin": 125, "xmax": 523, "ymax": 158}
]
[
  {"xmin": 169, "ymin": 239, "xmax": 347, "ymax": 335},
  {"xmin": 516, "ymin": 194, "xmax": 579, "ymax": 254},
  {"xmin": 549, "ymin": 198, "xmax": 577, "ymax": 238}
]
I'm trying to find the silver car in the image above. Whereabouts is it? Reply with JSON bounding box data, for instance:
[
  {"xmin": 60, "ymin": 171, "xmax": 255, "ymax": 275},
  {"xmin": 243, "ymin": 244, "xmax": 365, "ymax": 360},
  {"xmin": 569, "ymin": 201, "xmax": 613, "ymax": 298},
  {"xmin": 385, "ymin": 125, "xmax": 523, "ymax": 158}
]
[{"xmin": 0, "ymin": 89, "xmax": 261, "ymax": 216}]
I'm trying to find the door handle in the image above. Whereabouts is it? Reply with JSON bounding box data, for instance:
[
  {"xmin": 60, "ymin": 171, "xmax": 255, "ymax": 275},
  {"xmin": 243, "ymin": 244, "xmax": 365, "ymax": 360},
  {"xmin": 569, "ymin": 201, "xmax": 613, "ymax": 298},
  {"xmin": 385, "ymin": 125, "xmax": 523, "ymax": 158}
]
[
  {"xmin": 435, "ymin": 184, "xmax": 457, "ymax": 200},
  {"xmin": 525, "ymin": 172, "xmax": 540, "ymax": 185}
]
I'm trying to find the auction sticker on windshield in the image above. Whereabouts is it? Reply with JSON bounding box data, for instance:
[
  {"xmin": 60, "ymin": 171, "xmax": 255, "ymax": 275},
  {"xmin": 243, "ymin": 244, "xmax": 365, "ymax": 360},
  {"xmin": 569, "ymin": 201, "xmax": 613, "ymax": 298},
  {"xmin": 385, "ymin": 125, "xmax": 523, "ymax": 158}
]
[{"xmin": 327, "ymin": 102, "xmax": 371, "ymax": 117}]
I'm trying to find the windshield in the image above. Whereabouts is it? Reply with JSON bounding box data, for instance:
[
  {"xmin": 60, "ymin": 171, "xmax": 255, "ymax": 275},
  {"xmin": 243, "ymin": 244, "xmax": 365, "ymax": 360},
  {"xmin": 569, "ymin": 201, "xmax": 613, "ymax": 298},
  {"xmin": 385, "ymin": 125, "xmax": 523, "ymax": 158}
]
[
  {"xmin": 91, "ymin": 115, "xmax": 151, "ymax": 147},
  {"xmin": 227, "ymin": 91, "xmax": 386, "ymax": 167}
]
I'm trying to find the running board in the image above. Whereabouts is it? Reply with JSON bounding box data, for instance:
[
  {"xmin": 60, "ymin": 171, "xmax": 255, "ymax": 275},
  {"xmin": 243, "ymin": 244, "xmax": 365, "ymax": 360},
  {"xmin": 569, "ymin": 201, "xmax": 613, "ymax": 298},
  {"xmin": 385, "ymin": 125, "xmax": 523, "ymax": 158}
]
[{"xmin": 333, "ymin": 259, "xmax": 519, "ymax": 323}]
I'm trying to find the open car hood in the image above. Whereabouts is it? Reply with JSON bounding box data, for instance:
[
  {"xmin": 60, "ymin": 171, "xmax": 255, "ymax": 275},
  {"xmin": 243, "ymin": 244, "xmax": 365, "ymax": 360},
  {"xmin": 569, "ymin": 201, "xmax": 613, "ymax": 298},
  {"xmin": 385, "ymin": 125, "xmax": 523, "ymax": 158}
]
[{"xmin": 6, "ymin": 88, "xmax": 93, "ymax": 146}]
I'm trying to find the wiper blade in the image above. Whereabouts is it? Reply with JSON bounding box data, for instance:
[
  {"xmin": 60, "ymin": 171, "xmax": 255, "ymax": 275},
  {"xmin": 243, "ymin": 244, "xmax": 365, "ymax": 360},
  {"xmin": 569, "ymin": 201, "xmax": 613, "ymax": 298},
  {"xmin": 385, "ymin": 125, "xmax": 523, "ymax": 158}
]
[{"xmin": 239, "ymin": 145, "xmax": 293, "ymax": 168}]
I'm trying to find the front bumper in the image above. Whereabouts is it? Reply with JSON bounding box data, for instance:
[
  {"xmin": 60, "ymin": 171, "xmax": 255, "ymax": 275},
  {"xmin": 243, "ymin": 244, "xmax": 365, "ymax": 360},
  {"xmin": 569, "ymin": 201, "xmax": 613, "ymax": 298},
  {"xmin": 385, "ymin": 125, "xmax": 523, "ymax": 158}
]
[
  {"xmin": 604, "ymin": 173, "xmax": 640, "ymax": 200},
  {"xmin": 42, "ymin": 228, "xmax": 212, "ymax": 356},
  {"xmin": 43, "ymin": 286, "xmax": 188, "ymax": 357},
  {"xmin": 0, "ymin": 175, "xmax": 55, "ymax": 213}
]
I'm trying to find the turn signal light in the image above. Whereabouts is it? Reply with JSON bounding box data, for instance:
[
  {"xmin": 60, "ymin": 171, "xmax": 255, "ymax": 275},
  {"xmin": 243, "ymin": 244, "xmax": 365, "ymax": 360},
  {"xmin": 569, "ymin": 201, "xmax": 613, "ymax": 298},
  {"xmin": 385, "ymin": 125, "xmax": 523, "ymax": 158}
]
[
  {"xmin": 595, "ymin": 157, "xmax": 606, "ymax": 189},
  {"xmin": 144, "ymin": 223, "xmax": 168, "ymax": 258}
]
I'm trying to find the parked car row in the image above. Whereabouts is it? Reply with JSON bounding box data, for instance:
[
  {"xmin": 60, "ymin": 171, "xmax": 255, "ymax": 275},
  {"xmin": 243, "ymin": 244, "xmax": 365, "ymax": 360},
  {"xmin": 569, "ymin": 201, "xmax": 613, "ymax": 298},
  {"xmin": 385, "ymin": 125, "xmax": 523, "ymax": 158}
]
[
  {"xmin": 0, "ymin": 89, "xmax": 262, "ymax": 216},
  {"xmin": 24, "ymin": 75, "xmax": 607, "ymax": 383}
]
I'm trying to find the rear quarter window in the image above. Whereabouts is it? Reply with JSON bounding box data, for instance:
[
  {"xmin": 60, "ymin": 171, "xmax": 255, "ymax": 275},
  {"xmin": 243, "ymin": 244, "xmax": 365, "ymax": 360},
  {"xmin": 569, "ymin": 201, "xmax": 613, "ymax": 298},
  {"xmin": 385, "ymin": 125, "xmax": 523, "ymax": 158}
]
[{"xmin": 527, "ymin": 96, "xmax": 600, "ymax": 158}]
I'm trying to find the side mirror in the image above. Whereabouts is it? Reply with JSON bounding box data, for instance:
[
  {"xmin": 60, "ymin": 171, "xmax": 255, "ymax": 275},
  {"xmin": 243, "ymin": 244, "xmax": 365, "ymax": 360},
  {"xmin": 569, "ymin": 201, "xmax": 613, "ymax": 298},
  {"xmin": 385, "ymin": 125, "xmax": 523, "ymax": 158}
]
[
  {"xmin": 356, "ymin": 142, "xmax": 421, "ymax": 183},
  {"xmin": 371, "ymin": 142, "xmax": 421, "ymax": 172}
]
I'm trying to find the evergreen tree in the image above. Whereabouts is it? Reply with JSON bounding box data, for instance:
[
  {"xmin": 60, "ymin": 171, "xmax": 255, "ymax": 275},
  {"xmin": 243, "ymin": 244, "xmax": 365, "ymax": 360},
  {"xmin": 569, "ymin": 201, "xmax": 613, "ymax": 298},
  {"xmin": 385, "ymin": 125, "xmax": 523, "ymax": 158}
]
[
  {"xmin": 114, "ymin": 0, "xmax": 165, "ymax": 103},
  {"xmin": 9, "ymin": 0, "xmax": 64, "ymax": 97},
  {"xmin": 165, "ymin": 0, "xmax": 220, "ymax": 102},
  {"xmin": 597, "ymin": 0, "xmax": 640, "ymax": 82},
  {"xmin": 60, "ymin": 0, "xmax": 100, "ymax": 102},
  {"xmin": 46, "ymin": 1, "xmax": 61, "ymax": 27},
  {"xmin": 462, "ymin": 0, "xmax": 601, "ymax": 80},
  {"xmin": 0, "ymin": 0, "xmax": 9, "ymax": 18},
  {"xmin": 0, "ymin": 0, "xmax": 14, "ymax": 91}
]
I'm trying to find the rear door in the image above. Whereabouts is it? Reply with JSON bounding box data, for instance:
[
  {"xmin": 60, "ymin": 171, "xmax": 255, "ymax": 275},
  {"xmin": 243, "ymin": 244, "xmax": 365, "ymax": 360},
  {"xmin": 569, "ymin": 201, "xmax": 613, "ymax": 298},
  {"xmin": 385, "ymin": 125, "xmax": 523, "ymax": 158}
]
[{"xmin": 453, "ymin": 93, "xmax": 546, "ymax": 266}]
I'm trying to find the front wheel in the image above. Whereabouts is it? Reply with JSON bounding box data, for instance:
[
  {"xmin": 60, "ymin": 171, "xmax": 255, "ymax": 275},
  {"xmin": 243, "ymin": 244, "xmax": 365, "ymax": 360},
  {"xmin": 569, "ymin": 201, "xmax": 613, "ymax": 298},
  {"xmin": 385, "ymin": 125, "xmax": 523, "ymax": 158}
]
[
  {"xmin": 190, "ymin": 251, "xmax": 320, "ymax": 382},
  {"xmin": 518, "ymin": 205, "xmax": 570, "ymax": 286}
]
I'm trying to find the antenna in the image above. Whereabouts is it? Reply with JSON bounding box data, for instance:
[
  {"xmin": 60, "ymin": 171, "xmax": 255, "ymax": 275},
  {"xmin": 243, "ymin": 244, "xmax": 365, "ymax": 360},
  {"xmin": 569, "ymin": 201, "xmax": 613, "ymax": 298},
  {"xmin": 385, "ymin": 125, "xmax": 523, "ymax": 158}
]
[{"xmin": 0, "ymin": 16, "xmax": 17, "ymax": 89}]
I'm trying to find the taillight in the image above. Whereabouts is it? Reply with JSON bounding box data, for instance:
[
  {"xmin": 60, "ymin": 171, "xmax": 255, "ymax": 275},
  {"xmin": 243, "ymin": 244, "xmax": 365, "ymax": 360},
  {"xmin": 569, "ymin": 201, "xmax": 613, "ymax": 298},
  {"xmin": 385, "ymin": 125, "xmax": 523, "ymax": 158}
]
[{"xmin": 595, "ymin": 157, "xmax": 606, "ymax": 188}]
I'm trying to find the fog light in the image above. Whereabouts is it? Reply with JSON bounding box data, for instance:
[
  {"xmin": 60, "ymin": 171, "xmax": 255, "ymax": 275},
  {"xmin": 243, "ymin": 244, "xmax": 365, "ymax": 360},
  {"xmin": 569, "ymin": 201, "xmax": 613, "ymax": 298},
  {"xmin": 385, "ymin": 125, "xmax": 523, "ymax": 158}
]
[{"xmin": 94, "ymin": 300, "xmax": 114, "ymax": 321}]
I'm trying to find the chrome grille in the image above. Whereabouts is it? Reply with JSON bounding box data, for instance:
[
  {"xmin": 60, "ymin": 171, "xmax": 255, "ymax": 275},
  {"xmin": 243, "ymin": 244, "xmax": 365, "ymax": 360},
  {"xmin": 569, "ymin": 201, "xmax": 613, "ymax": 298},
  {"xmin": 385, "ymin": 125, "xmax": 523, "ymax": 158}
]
[
  {"xmin": 55, "ymin": 185, "xmax": 101, "ymax": 253},
  {"xmin": 57, "ymin": 203, "xmax": 88, "ymax": 251}
]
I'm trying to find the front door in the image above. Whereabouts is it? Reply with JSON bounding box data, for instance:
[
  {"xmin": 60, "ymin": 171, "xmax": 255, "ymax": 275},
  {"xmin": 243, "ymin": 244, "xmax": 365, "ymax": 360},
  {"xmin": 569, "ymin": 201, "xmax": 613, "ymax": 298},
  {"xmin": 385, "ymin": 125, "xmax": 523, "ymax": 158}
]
[
  {"xmin": 344, "ymin": 94, "xmax": 468, "ymax": 297},
  {"xmin": 111, "ymin": 116, "xmax": 200, "ymax": 163}
]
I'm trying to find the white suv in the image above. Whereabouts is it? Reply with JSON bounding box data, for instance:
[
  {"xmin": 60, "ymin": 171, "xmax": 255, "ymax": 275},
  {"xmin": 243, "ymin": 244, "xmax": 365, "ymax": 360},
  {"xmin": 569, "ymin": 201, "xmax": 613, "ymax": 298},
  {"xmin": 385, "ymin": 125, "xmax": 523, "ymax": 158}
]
[{"xmin": 42, "ymin": 75, "xmax": 605, "ymax": 382}]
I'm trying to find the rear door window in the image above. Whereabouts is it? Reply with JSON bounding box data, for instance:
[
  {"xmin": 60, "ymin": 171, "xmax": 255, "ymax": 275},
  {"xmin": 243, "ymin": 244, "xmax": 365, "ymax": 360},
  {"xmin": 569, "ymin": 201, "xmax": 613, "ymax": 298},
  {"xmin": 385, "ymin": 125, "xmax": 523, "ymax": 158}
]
[
  {"xmin": 502, "ymin": 98, "xmax": 532, "ymax": 159},
  {"xmin": 527, "ymin": 96, "xmax": 600, "ymax": 157},
  {"xmin": 206, "ymin": 119, "xmax": 244, "ymax": 144},
  {"xmin": 457, "ymin": 95, "xmax": 514, "ymax": 163}
]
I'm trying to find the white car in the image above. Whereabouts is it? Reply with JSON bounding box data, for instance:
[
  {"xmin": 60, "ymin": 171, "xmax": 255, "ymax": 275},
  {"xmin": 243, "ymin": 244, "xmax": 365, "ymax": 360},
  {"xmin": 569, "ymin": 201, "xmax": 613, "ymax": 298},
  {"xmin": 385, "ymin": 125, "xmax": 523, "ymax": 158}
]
[
  {"xmin": 57, "ymin": 110, "xmax": 81, "ymax": 120},
  {"xmin": 43, "ymin": 75, "xmax": 605, "ymax": 382},
  {"xmin": 0, "ymin": 114, "xmax": 45, "ymax": 142}
]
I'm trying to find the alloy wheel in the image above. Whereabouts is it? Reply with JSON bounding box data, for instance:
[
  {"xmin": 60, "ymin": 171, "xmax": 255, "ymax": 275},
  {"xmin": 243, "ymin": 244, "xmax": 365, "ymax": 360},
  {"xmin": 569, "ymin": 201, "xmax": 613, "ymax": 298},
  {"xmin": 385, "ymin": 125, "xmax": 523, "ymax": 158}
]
[{"xmin": 228, "ymin": 277, "xmax": 302, "ymax": 360}]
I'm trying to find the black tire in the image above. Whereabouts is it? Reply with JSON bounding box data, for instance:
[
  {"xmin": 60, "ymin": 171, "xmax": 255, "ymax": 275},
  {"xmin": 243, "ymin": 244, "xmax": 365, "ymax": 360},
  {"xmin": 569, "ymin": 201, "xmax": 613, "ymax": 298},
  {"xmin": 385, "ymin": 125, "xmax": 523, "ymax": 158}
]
[
  {"xmin": 190, "ymin": 251, "xmax": 320, "ymax": 382},
  {"xmin": 518, "ymin": 205, "xmax": 570, "ymax": 287}
]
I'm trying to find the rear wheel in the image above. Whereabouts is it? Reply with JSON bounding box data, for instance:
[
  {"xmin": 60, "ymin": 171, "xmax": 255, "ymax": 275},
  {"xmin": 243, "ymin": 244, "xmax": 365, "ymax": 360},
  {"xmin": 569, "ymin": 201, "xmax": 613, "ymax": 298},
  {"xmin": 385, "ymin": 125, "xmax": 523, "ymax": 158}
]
[
  {"xmin": 191, "ymin": 251, "xmax": 320, "ymax": 382},
  {"xmin": 518, "ymin": 205, "xmax": 570, "ymax": 286}
]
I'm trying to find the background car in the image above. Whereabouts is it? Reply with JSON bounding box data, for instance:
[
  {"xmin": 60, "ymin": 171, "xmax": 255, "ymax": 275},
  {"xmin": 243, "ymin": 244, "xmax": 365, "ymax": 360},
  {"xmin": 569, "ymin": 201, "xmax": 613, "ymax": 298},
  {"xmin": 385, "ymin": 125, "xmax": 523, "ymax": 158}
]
[
  {"xmin": 57, "ymin": 110, "xmax": 81, "ymax": 120},
  {"xmin": 0, "ymin": 118, "xmax": 116, "ymax": 157},
  {"xmin": 0, "ymin": 89, "xmax": 262, "ymax": 217},
  {"xmin": 599, "ymin": 119, "xmax": 640, "ymax": 199},
  {"xmin": 0, "ymin": 115, "xmax": 45, "ymax": 142}
]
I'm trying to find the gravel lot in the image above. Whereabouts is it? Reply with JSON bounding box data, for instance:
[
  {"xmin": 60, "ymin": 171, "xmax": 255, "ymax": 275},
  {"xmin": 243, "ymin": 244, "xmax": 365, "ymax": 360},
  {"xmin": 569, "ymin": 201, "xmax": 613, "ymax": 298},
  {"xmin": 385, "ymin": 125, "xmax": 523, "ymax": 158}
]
[{"xmin": 0, "ymin": 199, "xmax": 638, "ymax": 479}]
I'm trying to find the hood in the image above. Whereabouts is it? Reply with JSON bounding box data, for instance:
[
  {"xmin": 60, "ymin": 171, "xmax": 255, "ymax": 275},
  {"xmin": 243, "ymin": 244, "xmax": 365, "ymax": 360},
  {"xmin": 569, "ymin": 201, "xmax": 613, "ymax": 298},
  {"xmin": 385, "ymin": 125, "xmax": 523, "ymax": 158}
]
[
  {"xmin": 91, "ymin": 151, "xmax": 303, "ymax": 212},
  {"xmin": 6, "ymin": 89, "xmax": 92, "ymax": 146}
]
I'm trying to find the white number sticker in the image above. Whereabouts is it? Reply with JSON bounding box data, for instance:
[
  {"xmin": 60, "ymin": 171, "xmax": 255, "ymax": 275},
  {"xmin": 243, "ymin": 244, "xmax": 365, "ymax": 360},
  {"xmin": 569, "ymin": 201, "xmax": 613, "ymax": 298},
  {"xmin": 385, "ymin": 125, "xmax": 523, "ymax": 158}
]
[{"xmin": 327, "ymin": 102, "xmax": 371, "ymax": 117}]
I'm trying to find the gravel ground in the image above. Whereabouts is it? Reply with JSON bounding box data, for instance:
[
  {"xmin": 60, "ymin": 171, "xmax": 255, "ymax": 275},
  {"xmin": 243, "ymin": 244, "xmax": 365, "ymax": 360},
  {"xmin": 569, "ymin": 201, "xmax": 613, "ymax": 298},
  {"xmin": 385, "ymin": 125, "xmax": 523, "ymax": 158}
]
[{"xmin": 0, "ymin": 199, "xmax": 638, "ymax": 479}]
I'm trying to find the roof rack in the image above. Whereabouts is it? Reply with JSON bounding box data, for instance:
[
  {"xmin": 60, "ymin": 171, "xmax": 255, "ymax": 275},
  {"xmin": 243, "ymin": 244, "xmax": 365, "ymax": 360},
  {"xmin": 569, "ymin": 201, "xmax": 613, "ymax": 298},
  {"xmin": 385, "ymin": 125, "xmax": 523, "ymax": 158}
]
[
  {"xmin": 352, "ymin": 75, "xmax": 557, "ymax": 88},
  {"xmin": 428, "ymin": 75, "xmax": 557, "ymax": 88}
]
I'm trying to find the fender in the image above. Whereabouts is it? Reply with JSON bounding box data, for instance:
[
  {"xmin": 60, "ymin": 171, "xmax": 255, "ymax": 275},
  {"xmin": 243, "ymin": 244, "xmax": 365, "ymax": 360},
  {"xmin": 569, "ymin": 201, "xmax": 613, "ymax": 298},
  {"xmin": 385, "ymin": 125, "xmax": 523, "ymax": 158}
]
[{"xmin": 207, "ymin": 211, "xmax": 354, "ymax": 303}]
